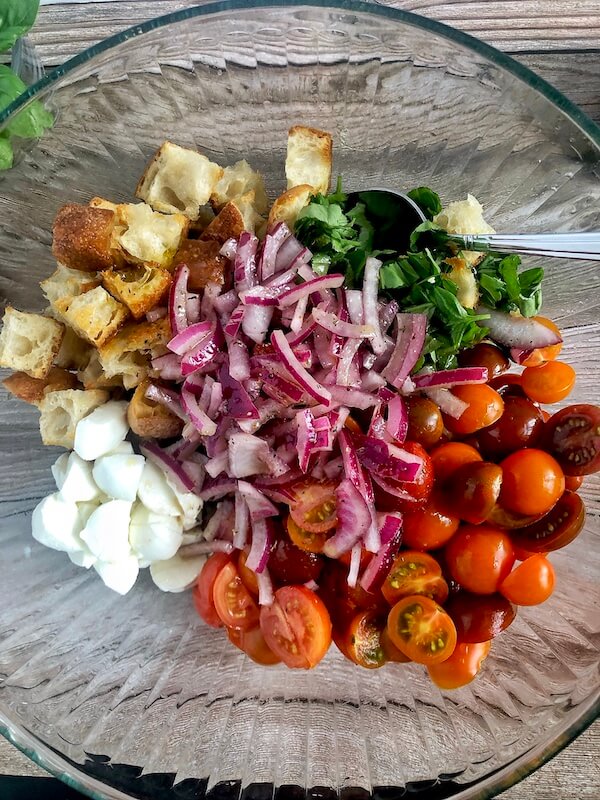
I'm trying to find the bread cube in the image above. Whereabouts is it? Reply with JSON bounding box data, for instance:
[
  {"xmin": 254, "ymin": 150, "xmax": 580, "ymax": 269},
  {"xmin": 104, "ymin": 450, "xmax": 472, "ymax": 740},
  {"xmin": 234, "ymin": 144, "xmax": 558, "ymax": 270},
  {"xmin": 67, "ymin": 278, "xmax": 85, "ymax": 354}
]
[
  {"xmin": 267, "ymin": 184, "xmax": 313, "ymax": 231},
  {"xmin": 52, "ymin": 203, "xmax": 116, "ymax": 272},
  {"xmin": 102, "ymin": 265, "xmax": 172, "ymax": 320},
  {"xmin": 0, "ymin": 308, "xmax": 64, "ymax": 379},
  {"xmin": 210, "ymin": 159, "xmax": 269, "ymax": 216},
  {"xmin": 127, "ymin": 379, "xmax": 183, "ymax": 439},
  {"xmin": 199, "ymin": 201, "xmax": 246, "ymax": 246},
  {"xmin": 41, "ymin": 264, "xmax": 100, "ymax": 311},
  {"xmin": 285, "ymin": 126, "xmax": 332, "ymax": 195},
  {"xmin": 172, "ymin": 239, "xmax": 228, "ymax": 291},
  {"xmin": 77, "ymin": 350, "xmax": 123, "ymax": 390},
  {"xmin": 98, "ymin": 318, "xmax": 171, "ymax": 389},
  {"xmin": 3, "ymin": 367, "xmax": 80, "ymax": 406},
  {"xmin": 434, "ymin": 194, "xmax": 495, "ymax": 267},
  {"xmin": 55, "ymin": 286, "xmax": 129, "ymax": 348},
  {"xmin": 116, "ymin": 202, "xmax": 189, "ymax": 269},
  {"xmin": 136, "ymin": 141, "xmax": 223, "ymax": 220},
  {"xmin": 39, "ymin": 388, "xmax": 109, "ymax": 448},
  {"xmin": 53, "ymin": 325, "xmax": 93, "ymax": 371}
]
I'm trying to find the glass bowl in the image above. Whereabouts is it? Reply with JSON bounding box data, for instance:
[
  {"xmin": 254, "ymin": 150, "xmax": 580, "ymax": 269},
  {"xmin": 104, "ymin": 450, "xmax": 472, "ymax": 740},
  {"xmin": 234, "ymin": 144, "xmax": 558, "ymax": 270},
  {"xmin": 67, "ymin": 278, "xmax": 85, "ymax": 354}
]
[{"xmin": 0, "ymin": 2, "xmax": 598, "ymax": 798}]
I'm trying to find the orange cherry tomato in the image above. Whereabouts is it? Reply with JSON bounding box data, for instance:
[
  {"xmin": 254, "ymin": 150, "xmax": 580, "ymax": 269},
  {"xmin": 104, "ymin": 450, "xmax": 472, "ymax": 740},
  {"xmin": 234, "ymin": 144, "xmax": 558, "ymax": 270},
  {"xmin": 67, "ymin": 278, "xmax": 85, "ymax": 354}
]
[
  {"xmin": 382, "ymin": 551, "xmax": 449, "ymax": 606},
  {"xmin": 406, "ymin": 396, "xmax": 444, "ymax": 448},
  {"xmin": 443, "ymin": 384, "xmax": 504, "ymax": 436},
  {"xmin": 445, "ymin": 525, "xmax": 515, "ymax": 594},
  {"xmin": 519, "ymin": 317, "xmax": 563, "ymax": 367},
  {"xmin": 237, "ymin": 549, "xmax": 259, "ymax": 596},
  {"xmin": 512, "ymin": 543, "xmax": 547, "ymax": 561},
  {"xmin": 402, "ymin": 494, "xmax": 460, "ymax": 550},
  {"xmin": 443, "ymin": 461, "xmax": 503, "ymax": 525},
  {"xmin": 289, "ymin": 480, "xmax": 337, "ymax": 534},
  {"xmin": 565, "ymin": 474, "xmax": 584, "ymax": 491},
  {"xmin": 380, "ymin": 626, "xmax": 412, "ymax": 663},
  {"xmin": 387, "ymin": 595, "xmax": 457, "ymax": 665},
  {"xmin": 499, "ymin": 555, "xmax": 555, "ymax": 606},
  {"xmin": 213, "ymin": 561, "xmax": 260, "ymax": 631},
  {"xmin": 227, "ymin": 625, "xmax": 281, "ymax": 665},
  {"xmin": 259, "ymin": 585, "xmax": 332, "ymax": 669},
  {"xmin": 521, "ymin": 361, "xmax": 576, "ymax": 405},
  {"xmin": 192, "ymin": 552, "xmax": 231, "ymax": 628},
  {"xmin": 285, "ymin": 514, "xmax": 328, "ymax": 554},
  {"xmin": 428, "ymin": 641, "xmax": 491, "ymax": 689},
  {"xmin": 430, "ymin": 442, "xmax": 482, "ymax": 484},
  {"xmin": 340, "ymin": 610, "xmax": 387, "ymax": 669},
  {"xmin": 499, "ymin": 448, "xmax": 565, "ymax": 516}
]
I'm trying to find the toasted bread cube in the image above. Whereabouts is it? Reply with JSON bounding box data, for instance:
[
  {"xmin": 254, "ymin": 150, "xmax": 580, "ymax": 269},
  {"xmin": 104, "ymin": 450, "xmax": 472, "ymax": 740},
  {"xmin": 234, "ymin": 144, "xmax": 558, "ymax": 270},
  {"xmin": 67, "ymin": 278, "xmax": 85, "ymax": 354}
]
[
  {"xmin": 41, "ymin": 264, "xmax": 100, "ymax": 312},
  {"xmin": 39, "ymin": 388, "xmax": 109, "ymax": 449},
  {"xmin": 3, "ymin": 367, "xmax": 80, "ymax": 406},
  {"xmin": 78, "ymin": 350, "xmax": 123, "ymax": 390},
  {"xmin": 52, "ymin": 203, "xmax": 116, "ymax": 272},
  {"xmin": 89, "ymin": 197, "xmax": 119, "ymax": 213},
  {"xmin": 0, "ymin": 308, "xmax": 64, "ymax": 380},
  {"xmin": 115, "ymin": 202, "xmax": 189, "ymax": 269},
  {"xmin": 172, "ymin": 239, "xmax": 228, "ymax": 292},
  {"xmin": 135, "ymin": 141, "xmax": 223, "ymax": 220},
  {"xmin": 267, "ymin": 184, "xmax": 313, "ymax": 231},
  {"xmin": 285, "ymin": 126, "xmax": 332, "ymax": 195},
  {"xmin": 434, "ymin": 194, "xmax": 495, "ymax": 267},
  {"xmin": 127, "ymin": 379, "xmax": 183, "ymax": 439},
  {"xmin": 98, "ymin": 318, "xmax": 171, "ymax": 389},
  {"xmin": 199, "ymin": 201, "xmax": 246, "ymax": 246},
  {"xmin": 53, "ymin": 325, "xmax": 93, "ymax": 371},
  {"xmin": 210, "ymin": 159, "xmax": 269, "ymax": 216},
  {"xmin": 55, "ymin": 286, "xmax": 129, "ymax": 348},
  {"xmin": 102, "ymin": 265, "xmax": 172, "ymax": 321}
]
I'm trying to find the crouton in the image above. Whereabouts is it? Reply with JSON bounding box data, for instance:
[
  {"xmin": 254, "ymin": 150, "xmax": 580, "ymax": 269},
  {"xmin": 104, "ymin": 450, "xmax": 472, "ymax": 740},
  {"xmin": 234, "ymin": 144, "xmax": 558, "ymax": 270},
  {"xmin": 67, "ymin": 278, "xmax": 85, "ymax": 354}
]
[
  {"xmin": 98, "ymin": 318, "xmax": 171, "ymax": 389},
  {"xmin": 0, "ymin": 308, "xmax": 64, "ymax": 380},
  {"xmin": 115, "ymin": 202, "xmax": 189, "ymax": 269},
  {"xmin": 52, "ymin": 204, "xmax": 116, "ymax": 272},
  {"xmin": 135, "ymin": 141, "xmax": 223, "ymax": 220},
  {"xmin": 41, "ymin": 264, "xmax": 100, "ymax": 311},
  {"xmin": 236, "ymin": 191, "xmax": 266, "ymax": 235},
  {"xmin": 55, "ymin": 286, "xmax": 129, "ymax": 348},
  {"xmin": 39, "ymin": 388, "xmax": 109, "ymax": 448},
  {"xmin": 199, "ymin": 201, "xmax": 245, "ymax": 246},
  {"xmin": 77, "ymin": 350, "xmax": 123, "ymax": 390},
  {"xmin": 89, "ymin": 197, "xmax": 118, "ymax": 213},
  {"xmin": 102, "ymin": 265, "xmax": 172, "ymax": 320},
  {"xmin": 285, "ymin": 126, "xmax": 332, "ymax": 195},
  {"xmin": 210, "ymin": 159, "xmax": 269, "ymax": 216},
  {"xmin": 53, "ymin": 325, "xmax": 93, "ymax": 371},
  {"xmin": 434, "ymin": 194, "xmax": 495, "ymax": 267},
  {"xmin": 3, "ymin": 367, "xmax": 80, "ymax": 406},
  {"xmin": 267, "ymin": 184, "xmax": 313, "ymax": 231},
  {"xmin": 172, "ymin": 239, "xmax": 228, "ymax": 291},
  {"xmin": 127, "ymin": 379, "xmax": 183, "ymax": 439}
]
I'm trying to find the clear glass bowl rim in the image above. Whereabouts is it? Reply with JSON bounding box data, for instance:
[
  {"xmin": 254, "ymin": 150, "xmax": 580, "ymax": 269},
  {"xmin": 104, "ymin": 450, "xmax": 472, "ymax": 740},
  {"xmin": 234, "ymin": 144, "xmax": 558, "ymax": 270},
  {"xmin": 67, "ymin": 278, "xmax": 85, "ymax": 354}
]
[{"xmin": 0, "ymin": 1, "xmax": 598, "ymax": 798}]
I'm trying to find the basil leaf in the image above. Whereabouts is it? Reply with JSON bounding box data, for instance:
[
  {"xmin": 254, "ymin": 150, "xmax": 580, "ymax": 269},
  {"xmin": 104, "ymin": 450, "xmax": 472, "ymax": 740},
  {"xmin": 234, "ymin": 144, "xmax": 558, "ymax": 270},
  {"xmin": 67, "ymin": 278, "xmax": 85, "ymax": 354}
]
[
  {"xmin": 407, "ymin": 186, "xmax": 442, "ymax": 220},
  {"xmin": 0, "ymin": 0, "xmax": 40, "ymax": 53},
  {"xmin": 0, "ymin": 65, "xmax": 53, "ymax": 139},
  {"xmin": 0, "ymin": 131, "xmax": 12, "ymax": 169},
  {"xmin": 409, "ymin": 219, "xmax": 446, "ymax": 250}
]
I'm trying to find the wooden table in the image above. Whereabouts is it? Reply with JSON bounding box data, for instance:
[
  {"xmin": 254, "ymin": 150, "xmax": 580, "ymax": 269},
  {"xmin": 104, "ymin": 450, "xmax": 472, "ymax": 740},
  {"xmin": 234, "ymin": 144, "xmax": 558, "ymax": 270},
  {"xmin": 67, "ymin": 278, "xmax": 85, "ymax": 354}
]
[{"xmin": 1, "ymin": 1, "xmax": 599, "ymax": 798}]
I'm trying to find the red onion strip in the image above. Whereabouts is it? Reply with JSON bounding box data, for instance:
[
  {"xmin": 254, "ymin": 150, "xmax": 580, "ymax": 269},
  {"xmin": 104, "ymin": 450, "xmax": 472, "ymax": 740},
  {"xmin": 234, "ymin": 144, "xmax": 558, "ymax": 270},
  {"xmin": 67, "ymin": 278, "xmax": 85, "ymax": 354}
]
[{"xmin": 271, "ymin": 330, "xmax": 331, "ymax": 405}]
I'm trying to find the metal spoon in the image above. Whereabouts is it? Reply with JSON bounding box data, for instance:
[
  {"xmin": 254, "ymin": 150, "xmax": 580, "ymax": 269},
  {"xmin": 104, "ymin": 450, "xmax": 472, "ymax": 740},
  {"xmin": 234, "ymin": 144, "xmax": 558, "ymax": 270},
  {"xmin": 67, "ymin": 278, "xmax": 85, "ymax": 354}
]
[{"xmin": 350, "ymin": 188, "xmax": 600, "ymax": 260}]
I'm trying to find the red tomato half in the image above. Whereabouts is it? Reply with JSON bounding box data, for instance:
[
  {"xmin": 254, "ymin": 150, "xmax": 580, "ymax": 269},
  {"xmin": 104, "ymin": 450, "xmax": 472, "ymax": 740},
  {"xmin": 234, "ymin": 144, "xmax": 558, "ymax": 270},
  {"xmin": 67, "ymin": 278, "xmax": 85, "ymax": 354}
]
[
  {"xmin": 428, "ymin": 641, "xmax": 491, "ymax": 689},
  {"xmin": 213, "ymin": 561, "xmax": 260, "ymax": 631},
  {"xmin": 542, "ymin": 404, "xmax": 600, "ymax": 477},
  {"xmin": 387, "ymin": 595, "xmax": 457, "ymax": 665},
  {"xmin": 192, "ymin": 552, "xmax": 231, "ymax": 628},
  {"xmin": 227, "ymin": 625, "xmax": 281, "ymax": 665},
  {"xmin": 289, "ymin": 481, "xmax": 337, "ymax": 533},
  {"xmin": 382, "ymin": 551, "xmax": 448, "ymax": 606}
]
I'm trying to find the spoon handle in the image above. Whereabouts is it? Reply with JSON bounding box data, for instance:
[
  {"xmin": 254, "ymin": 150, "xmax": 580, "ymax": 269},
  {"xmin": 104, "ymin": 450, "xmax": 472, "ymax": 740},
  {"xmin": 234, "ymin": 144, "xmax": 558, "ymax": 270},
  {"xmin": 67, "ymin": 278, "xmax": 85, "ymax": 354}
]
[{"xmin": 445, "ymin": 232, "xmax": 600, "ymax": 260}]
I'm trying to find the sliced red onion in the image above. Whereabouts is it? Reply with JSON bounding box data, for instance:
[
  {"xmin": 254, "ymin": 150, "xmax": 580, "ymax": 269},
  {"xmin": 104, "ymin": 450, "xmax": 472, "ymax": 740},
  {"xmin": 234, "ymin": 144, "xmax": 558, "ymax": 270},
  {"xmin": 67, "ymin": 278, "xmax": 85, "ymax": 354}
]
[
  {"xmin": 245, "ymin": 518, "xmax": 273, "ymax": 574},
  {"xmin": 371, "ymin": 473, "xmax": 420, "ymax": 503},
  {"xmin": 379, "ymin": 300, "xmax": 399, "ymax": 333},
  {"xmin": 168, "ymin": 264, "xmax": 189, "ymax": 335},
  {"xmin": 233, "ymin": 492, "xmax": 250, "ymax": 549},
  {"xmin": 312, "ymin": 306, "xmax": 374, "ymax": 339},
  {"xmin": 337, "ymin": 432, "xmax": 378, "ymax": 554},
  {"xmin": 228, "ymin": 432, "xmax": 289, "ymax": 479},
  {"xmin": 337, "ymin": 338, "xmax": 362, "ymax": 386},
  {"xmin": 179, "ymin": 539, "xmax": 234, "ymax": 558},
  {"xmin": 242, "ymin": 304, "xmax": 274, "ymax": 344},
  {"xmin": 208, "ymin": 381, "xmax": 223, "ymax": 418},
  {"xmin": 359, "ymin": 513, "xmax": 403, "ymax": 593},
  {"xmin": 220, "ymin": 237, "xmax": 238, "ymax": 260},
  {"xmin": 168, "ymin": 321, "xmax": 213, "ymax": 356},
  {"xmin": 259, "ymin": 222, "xmax": 291, "ymax": 281},
  {"xmin": 312, "ymin": 328, "xmax": 336, "ymax": 369},
  {"xmin": 476, "ymin": 306, "xmax": 562, "ymax": 349},
  {"xmin": 254, "ymin": 466, "xmax": 303, "ymax": 487},
  {"xmin": 290, "ymin": 294, "xmax": 308, "ymax": 333},
  {"xmin": 265, "ymin": 265, "xmax": 301, "ymax": 288},
  {"xmin": 328, "ymin": 385, "xmax": 378, "ymax": 409},
  {"xmin": 278, "ymin": 274, "xmax": 345, "ymax": 309},
  {"xmin": 275, "ymin": 235, "xmax": 311, "ymax": 273},
  {"xmin": 237, "ymin": 480, "xmax": 279, "ymax": 521},
  {"xmin": 205, "ymin": 451, "xmax": 229, "ymax": 478},
  {"xmin": 386, "ymin": 394, "xmax": 408, "ymax": 442},
  {"xmin": 223, "ymin": 304, "xmax": 245, "ymax": 339},
  {"xmin": 324, "ymin": 456, "xmax": 344, "ymax": 479},
  {"xmin": 168, "ymin": 430, "xmax": 202, "ymax": 461},
  {"xmin": 180, "ymin": 459, "xmax": 204, "ymax": 491},
  {"xmin": 199, "ymin": 476, "xmax": 237, "ymax": 500},
  {"xmin": 256, "ymin": 567, "xmax": 274, "ymax": 606},
  {"xmin": 363, "ymin": 257, "xmax": 386, "ymax": 354},
  {"xmin": 240, "ymin": 283, "xmax": 290, "ymax": 307},
  {"xmin": 197, "ymin": 375, "xmax": 213, "ymax": 412},
  {"xmin": 360, "ymin": 371, "xmax": 386, "ymax": 392},
  {"xmin": 219, "ymin": 364, "xmax": 260, "ymax": 421},
  {"xmin": 144, "ymin": 383, "xmax": 187, "ymax": 421},
  {"xmin": 296, "ymin": 409, "xmax": 316, "ymax": 473},
  {"xmin": 322, "ymin": 479, "xmax": 371, "ymax": 558},
  {"xmin": 201, "ymin": 282, "xmax": 221, "ymax": 321},
  {"xmin": 234, "ymin": 231, "xmax": 258, "ymax": 292},
  {"xmin": 412, "ymin": 366, "xmax": 488, "ymax": 390},
  {"xmin": 181, "ymin": 327, "xmax": 221, "ymax": 375},
  {"xmin": 347, "ymin": 543, "xmax": 362, "ymax": 588},
  {"xmin": 140, "ymin": 441, "xmax": 195, "ymax": 493},
  {"xmin": 423, "ymin": 386, "xmax": 469, "ymax": 419},
  {"xmin": 213, "ymin": 289, "xmax": 238, "ymax": 316},
  {"xmin": 146, "ymin": 306, "xmax": 167, "ymax": 323},
  {"xmin": 356, "ymin": 436, "xmax": 423, "ymax": 482},
  {"xmin": 271, "ymin": 330, "xmax": 331, "ymax": 406},
  {"xmin": 228, "ymin": 338, "xmax": 251, "ymax": 382},
  {"xmin": 181, "ymin": 383, "xmax": 218, "ymax": 435},
  {"xmin": 286, "ymin": 316, "xmax": 318, "ymax": 347},
  {"xmin": 345, "ymin": 289, "xmax": 364, "ymax": 325},
  {"xmin": 381, "ymin": 313, "xmax": 427, "ymax": 389},
  {"xmin": 186, "ymin": 293, "xmax": 202, "ymax": 324},
  {"xmin": 201, "ymin": 499, "xmax": 234, "ymax": 541}
]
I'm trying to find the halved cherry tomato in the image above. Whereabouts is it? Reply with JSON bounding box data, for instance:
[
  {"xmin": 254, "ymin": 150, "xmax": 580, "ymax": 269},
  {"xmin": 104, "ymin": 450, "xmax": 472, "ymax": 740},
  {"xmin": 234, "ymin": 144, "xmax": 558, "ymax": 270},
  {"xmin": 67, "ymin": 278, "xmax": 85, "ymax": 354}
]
[
  {"xmin": 227, "ymin": 625, "xmax": 281, "ymax": 665},
  {"xmin": 406, "ymin": 396, "xmax": 444, "ymax": 449},
  {"xmin": 565, "ymin": 475, "xmax": 584, "ymax": 491},
  {"xmin": 319, "ymin": 561, "xmax": 387, "ymax": 630},
  {"xmin": 500, "ymin": 448, "xmax": 564, "ymax": 516},
  {"xmin": 445, "ymin": 591, "xmax": 516, "ymax": 643},
  {"xmin": 443, "ymin": 384, "xmax": 504, "ymax": 436},
  {"xmin": 476, "ymin": 394, "xmax": 545, "ymax": 459},
  {"xmin": 511, "ymin": 491, "xmax": 585, "ymax": 553},
  {"xmin": 289, "ymin": 480, "xmax": 337, "ymax": 533},
  {"xmin": 192, "ymin": 552, "xmax": 231, "ymax": 628},
  {"xmin": 542, "ymin": 404, "xmax": 600, "ymax": 476},
  {"xmin": 286, "ymin": 514, "xmax": 328, "ymax": 554},
  {"xmin": 259, "ymin": 586, "xmax": 332, "ymax": 669},
  {"xmin": 213, "ymin": 561, "xmax": 260, "ymax": 631},
  {"xmin": 445, "ymin": 525, "xmax": 515, "ymax": 594},
  {"xmin": 237, "ymin": 549, "xmax": 259, "ymax": 596},
  {"xmin": 444, "ymin": 461, "xmax": 503, "ymax": 525},
  {"xmin": 268, "ymin": 536, "xmax": 324, "ymax": 586},
  {"xmin": 382, "ymin": 551, "xmax": 448, "ymax": 606},
  {"xmin": 372, "ymin": 442, "xmax": 434, "ymax": 512},
  {"xmin": 458, "ymin": 342, "xmax": 509, "ymax": 379},
  {"xmin": 519, "ymin": 317, "xmax": 563, "ymax": 367},
  {"xmin": 499, "ymin": 555, "xmax": 555, "ymax": 606},
  {"xmin": 521, "ymin": 360, "xmax": 576, "ymax": 405},
  {"xmin": 428, "ymin": 641, "xmax": 491, "ymax": 689},
  {"xmin": 430, "ymin": 442, "xmax": 482, "ymax": 484},
  {"xmin": 387, "ymin": 595, "xmax": 457, "ymax": 665},
  {"xmin": 340, "ymin": 610, "xmax": 387, "ymax": 669},
  {"xmin": 512, "ymin": 543, "xmax": 547, "ymax": 562},
  {"xmin": 380, "ymin": 626, "xmax": 412, "ymax": 663},
  {"xmin": 402, "ymin": 494, "xmax": 460, "ymax": 551},
  {"xmin": 486, "ymin": 504, "xmax": 543, "ymax": 530}
]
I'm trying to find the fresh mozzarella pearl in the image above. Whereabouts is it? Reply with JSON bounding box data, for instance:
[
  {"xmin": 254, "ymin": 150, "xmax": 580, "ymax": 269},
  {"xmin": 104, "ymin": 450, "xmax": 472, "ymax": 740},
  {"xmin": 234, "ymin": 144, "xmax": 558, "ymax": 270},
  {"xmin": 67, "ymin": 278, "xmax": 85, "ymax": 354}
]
[
  {"xmin": 150, "ymin": 553, "xmax": 206, "ymax": 593},
  {"xmin": 108, "ymin": 441, "xmax": 134, "ymax": 455},
  {"xmin": 68, "ymin": 548, "xmax": 96, "ymax": 569},
  {"xmin": 32, "ymin": 493, "xmax": 83, "ymax": 553},
  {"xmin": 95, "ymin": 555, "xmax": 139, "ymax": 595},
  {"xmin": 80, "ymin": 500, "xmax": 133, "ymax": 562},
  {"xmin": 137, "ymin": 460, "xmax": 181, "ymax": 516},
  {"xmin": 51, "ymin": 452, "xmax": 69, "ymax": 490},
  {"xmin": 74, "ymin": 401, "xmax": 129, "ymax": 461},
  {"xmin": 77, "ymin": 501, "xmax": 101, "ymax": 526},
  {"xmin": 129, "ymin": 503, "xmax": 183, "ymax": 562},
  {"xmin": 166, "ymin": 476, "xmax": 203, "ymax": 531},
  {"xmin": 59, "ymin": 452, "xmax": 101, "ymax": 503},
  {"xmin": 93, "ymin": 454, "xmax": 145, "ymax": 502}
]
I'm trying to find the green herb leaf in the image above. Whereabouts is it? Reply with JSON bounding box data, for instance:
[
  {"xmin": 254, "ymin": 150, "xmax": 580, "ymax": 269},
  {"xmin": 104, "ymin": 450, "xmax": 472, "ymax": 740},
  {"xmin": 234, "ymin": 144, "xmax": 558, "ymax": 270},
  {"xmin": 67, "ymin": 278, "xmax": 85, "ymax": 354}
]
[
  {"xmin": 407, "ymin": 186, "xmax": 442, "ymax": 220},
  {"xmin": 0, "ymin": 65, "xmax": 53, "ymax": 139},
  {"xmin": 476, "ymin": 252, "xmax": 543, "ymax": 317},
  {"xmin": 0, "ymin": 131, "xmax": 12, "ymax": 169},
  {"xmin": 409, "ymin": 219, "xmax": 446, "ymax": 250},
  {"xmin": 0, "ymin": 0, "xmax": 40, "ymax": 53}
]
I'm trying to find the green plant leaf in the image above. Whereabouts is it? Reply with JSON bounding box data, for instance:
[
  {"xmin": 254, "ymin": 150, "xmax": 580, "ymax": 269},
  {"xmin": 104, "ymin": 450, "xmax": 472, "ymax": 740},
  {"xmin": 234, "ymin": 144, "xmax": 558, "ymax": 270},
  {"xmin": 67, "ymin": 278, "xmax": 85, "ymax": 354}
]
[
  {"xmin": 0, "ymin": 0, "xmax": 40, "ymax": 53},
  {"xmin": 0, "ymin": 65, "xmax": 53, "ymax": 139},
  {"xmin": 407, "ymin": 186, "xmax": 442, "ymax": 220},
  {"xmin": 0, "ymin": 131, "xmax": 13, "ymax": 169}
]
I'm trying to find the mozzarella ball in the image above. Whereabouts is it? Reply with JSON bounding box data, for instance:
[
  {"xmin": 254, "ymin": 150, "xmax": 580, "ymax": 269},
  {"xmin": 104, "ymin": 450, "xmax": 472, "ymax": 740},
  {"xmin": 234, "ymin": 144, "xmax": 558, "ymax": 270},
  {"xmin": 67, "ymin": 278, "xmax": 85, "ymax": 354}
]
[
  {"xmin": 59, "ymin": 452, "xmax": 101, "ymax": 503},
  {"xmin": 95, "ymin": 555, "xmax": 139, "ymax": 595},
  {"xmin": 51, "ymin": 452, "xmax": 69, "ymax": 491},
  {"xmin": 74, "ymin": 401, "xmax": 129, "ymax": 461},
  {"xmin": 32, "ymin": 493, "xmax": 83, "ymax": 553},
  {"xmin": 150, "ymin": 553, "xmax": 206, "ymax": 592},
  {"xmin": 129, "ymin": 503, "xmax": 183, "ymax": 563},
  {"xmin": 137, "ymin": 460, "xmax": 181, "ymax": 516},
  {"xmin": 93, "ymin": 453, "xmax": 145, "ymax": 502},
  {"xmin": 80, "ymin": 499, "xmax": 133, "ymax": 562}
]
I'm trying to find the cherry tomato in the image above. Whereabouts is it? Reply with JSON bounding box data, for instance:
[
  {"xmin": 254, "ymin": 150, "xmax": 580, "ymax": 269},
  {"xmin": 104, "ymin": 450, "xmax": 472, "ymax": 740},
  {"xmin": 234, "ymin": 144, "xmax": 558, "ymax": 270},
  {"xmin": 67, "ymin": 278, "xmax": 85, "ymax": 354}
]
[
  {"xmin": 512, "ymin": 543, "xmax": 547, "ymax": 561},
  {"xmin": 192, "ymin": 552, "xmax": 231, "ymax": 628},
  {"xmin": 380, "ymin": 626, "xmax": 412, "ymax": 663},
  {"xmin": 259, "ymin": 586, "xmax": 332, "ymax": 669},
  {"xmin": 285, "ymin": 514, "xmax": 328, "ymax": 554},
  {"xmin": 382, "ymin": 551, "xmax": 448, "ymax": 606},
  {"xmin": 269, "ymin": 536, "xmax": 324, "ymax": 586},
  {"xmin": 565, "ymin": 475, "xmax": 584, "ymax": 491},
  {"xmin": 213, "ymin": 561, "xmax": 260, "ymax": 631},
  {"xmin": 340, "ymin": 611, "xmax": 387, "ymax": 669},
  {"xmin": 445, "ymin": 591, "xmax": 516, "ymax": 643},
  {"xmin": 227, "ymin": 625, "xmax": 281, "ymax": 665},
  {"xmin": 519, "ymin": 317, "xmax": 563, "ymax": 367},
  {"xmin": 319, "ymin": 562, "xmax": 387, "ymax": 629},
  {"xmin": 430, "ymin": 442, "xmax": 482, "ymax": 484},
  {"xmin": 445, "ymin": 525, "xmax": 515, "ymax": 594},
  {"xmin": 372, "ymin": 442, "xmax": 434, "ymax": 512},
  {"xmin": 289, "ymin": 480, "xmax": 337, "ymax": 533},
  {"xmin": 489, "ymin": 373, "xmax": 524, "ymax": 397},
  {"xmin": 428, "ymin": 641, "xmax": 491, "ymax": 689},
  {"xmin": 406, "ymin": 396, "xmax": 444, "ymax": 448},
  {"xmin": 500, "ymin": 449, "xmax": 565, "ymax": 516},
  {"xmin": 486, "ymin": 504, "xmax": 542, "ymax": 530},
  {"xmin": 510, "ymin": 491, "xmax": 585, "ymax": 553},
  {"xmin": 542, "ymin": 404, "xmax": 600, "ymax": 477},
  {"xmin": 443, "ymin": 384, "xmax": 504, "ymax": 436},
  {"xmin": 387, "ymin": 595, "xmax": 457, "ymax": 665},
  {"xmin": 402, "ymin": 494, "xmax": 460, "ymax": 550},
  {"xmin": 476, "ymin": 394, "xmax": 544, "ymax": 459},
  {"xmin": 458, "ymin": 343, "xmax": 509, "ymax": 379},
  {"xmin": 521, "ymin": 361, "xmax": 576, "ymax": 405},
  {"xmin": 444, "ymin": 461, "xmax": 503, "ymax": 525},
  {"xmin": 499, "ymin": 555, "xmax": 555, "ymax": 606},
  {"xmin": 237, "ymin": 549, "xmax": 259, "ymax": 596}
]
